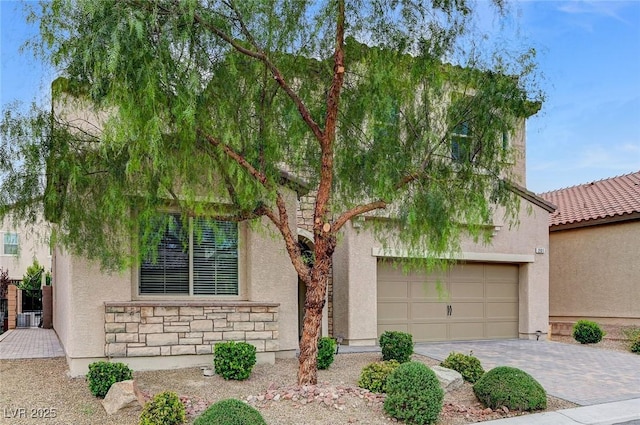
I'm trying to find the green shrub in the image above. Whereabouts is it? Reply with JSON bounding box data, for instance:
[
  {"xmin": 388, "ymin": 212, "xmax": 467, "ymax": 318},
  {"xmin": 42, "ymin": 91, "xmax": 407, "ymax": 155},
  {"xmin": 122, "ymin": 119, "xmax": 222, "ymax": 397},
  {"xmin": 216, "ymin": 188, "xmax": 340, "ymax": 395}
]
[
  {"xmin": 317, "ymin": 337, "xmax": 337, "ymax": 370},
  {"xmin": 630, "ymin": 335, "xmax": 640, "ymax": 354},
  {"xmin": 440, "ymin": 351, "xmax": 485, "ymax": 383},
  {"xmin": 213, "ymin": 341, "xmax": 257, "ymax": 380},
  {"xmin": 193, "ymin": 398, "xmax": 266, "ymax": 425},
  {"xmin": 139, "ymin": 391, "xmax": 185, "ymax": 425},
  {"xmin": 622, "ymin": 327, "xmax": 640, "ymax": 354},
  {"xmin": 473, "ymin": 366, "xmax": 546, "ymax": 411},
  {"xmin": 383, "ymin": 362, "xmax": 444, "ymax": 425},
  {"xmin": 87, "ymin": 361, "xmax": 133, "ymax": 398},
  {"xmin": 573, "ymin": 320, "xmax": 605, "ymax": 344},
  {"xmin": 379, "ymin": 331, "xmax": 413, "ymax": 363},
  {"xmin": 357, "ymin": 360, "xmax": 401, "ymax": 393}
]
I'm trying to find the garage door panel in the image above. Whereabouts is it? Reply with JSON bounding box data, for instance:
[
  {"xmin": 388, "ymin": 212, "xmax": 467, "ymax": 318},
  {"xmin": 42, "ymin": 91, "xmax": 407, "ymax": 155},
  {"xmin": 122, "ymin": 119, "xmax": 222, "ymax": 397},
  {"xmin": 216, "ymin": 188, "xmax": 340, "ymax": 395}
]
[
  {"xmin": 378, "ymin": 280, "xmax": 409, "ymax": 298},
  {"xmin": 449, "ymin": 322, "xmax": 485, "ymax": 340},
  {"xmin": 377, "ymin": 302, "xmax": 409, "ymax": 320},
  {"xmin": 487, "ymin": 321, "xmax": 519, "ymax": 339},
  {"xmin": 449, "ymin": 263, "xmax": 485, "ymax": 281},
  {"xmin": 486, "ymin": 282, "xmax": 518, "ymax": 299},
  {"xmin": 485, "ymin": 264, "xmax": 519, "ymax": 281},
  {"xmin": 411, "ymin": 323, "xmax": 448, "ymax": 341},
  {"xmin": 487, "ymin": 302, "xmax": 518, "ymax": 319},
  {"xmin": 377, "ymin": 323, "xmax": 409, "ymax": 336},
  {"xmin": 410, "ymin": 281, "xmax": 447, "ymax": 300},
  {"xmin": 449, "ymin": 282, "xmax": 484, "ymax": 298},
  {"xmin": 450, "ymin": 302, "xmax": 484, "ymax": 319},
  {"xmin": 410, "ymin": 302, "xmax": 447, "ymax": 320}
]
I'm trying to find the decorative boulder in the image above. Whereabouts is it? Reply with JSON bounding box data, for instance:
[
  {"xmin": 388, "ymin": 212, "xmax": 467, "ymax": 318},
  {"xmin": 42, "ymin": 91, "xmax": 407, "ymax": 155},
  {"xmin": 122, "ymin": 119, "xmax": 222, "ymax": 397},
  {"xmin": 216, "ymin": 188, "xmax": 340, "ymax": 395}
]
[
  {"xmin": 102, "ymin": 380, "xmax": 146, "ymax": 415},
  {"xmin": 432, "ymin": 365, "xmax": 464, "ymax": 392}
]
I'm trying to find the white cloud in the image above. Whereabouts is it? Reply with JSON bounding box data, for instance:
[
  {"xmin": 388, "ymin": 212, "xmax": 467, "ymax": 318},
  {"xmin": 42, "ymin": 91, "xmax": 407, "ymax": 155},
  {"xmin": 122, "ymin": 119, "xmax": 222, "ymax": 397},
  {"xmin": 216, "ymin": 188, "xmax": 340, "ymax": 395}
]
[{"xmin": 556, "ymin": 0, "xmax": 629, "ymax": 24}]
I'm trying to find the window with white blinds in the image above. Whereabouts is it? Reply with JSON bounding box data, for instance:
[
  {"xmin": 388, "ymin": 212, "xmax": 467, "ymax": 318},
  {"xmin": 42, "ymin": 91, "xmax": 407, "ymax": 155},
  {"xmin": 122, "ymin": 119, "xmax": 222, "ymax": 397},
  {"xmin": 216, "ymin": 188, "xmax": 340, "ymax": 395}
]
[{"xmin": 139, "ymin": 214, "xmax": 238, "ymax": 296}]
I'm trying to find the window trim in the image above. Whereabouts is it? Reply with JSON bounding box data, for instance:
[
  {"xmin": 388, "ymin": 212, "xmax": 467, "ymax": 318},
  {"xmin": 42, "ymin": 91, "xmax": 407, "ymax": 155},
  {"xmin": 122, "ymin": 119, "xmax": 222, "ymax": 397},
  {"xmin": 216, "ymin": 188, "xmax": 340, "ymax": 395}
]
[{"xmin": 133, "ymin": 214, "xmax": 245, "ymax": 300}]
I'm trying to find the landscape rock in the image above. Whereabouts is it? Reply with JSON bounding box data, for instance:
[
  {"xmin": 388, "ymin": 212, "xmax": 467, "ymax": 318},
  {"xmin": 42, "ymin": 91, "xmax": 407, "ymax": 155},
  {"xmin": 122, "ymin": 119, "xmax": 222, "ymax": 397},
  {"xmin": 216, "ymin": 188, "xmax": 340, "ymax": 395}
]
[
  {"xmin": 431, "ymin": 365, "xmax": 464, "ymax": 392},
  {"xmin": 101, "ymin": 380, "xmax": 145, "ymax": 415}
]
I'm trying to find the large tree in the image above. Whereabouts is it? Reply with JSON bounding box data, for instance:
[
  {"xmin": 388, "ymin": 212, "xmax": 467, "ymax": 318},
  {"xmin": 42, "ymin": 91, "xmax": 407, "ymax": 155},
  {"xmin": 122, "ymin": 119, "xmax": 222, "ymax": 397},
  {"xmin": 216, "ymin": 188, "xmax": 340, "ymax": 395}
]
[{"xmin": 1, "ymin": 0, "xmax": 542, "ymax": 384}]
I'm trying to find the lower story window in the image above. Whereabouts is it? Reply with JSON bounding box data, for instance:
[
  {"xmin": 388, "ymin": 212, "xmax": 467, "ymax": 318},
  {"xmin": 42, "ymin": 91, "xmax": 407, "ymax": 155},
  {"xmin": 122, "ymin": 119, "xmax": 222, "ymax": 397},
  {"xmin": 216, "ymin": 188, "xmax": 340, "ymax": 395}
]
[{"xmin": 139, "ymin": 214, "xmax": 238, "ymax": 296}]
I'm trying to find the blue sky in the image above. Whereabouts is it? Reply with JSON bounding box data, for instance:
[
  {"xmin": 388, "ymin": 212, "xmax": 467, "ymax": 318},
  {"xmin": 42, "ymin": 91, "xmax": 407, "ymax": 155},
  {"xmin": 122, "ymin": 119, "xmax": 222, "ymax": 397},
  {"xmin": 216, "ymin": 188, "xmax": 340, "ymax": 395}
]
[{"xmin": 1, "ymin": 0, "xmax": 639, "ymax": 193}]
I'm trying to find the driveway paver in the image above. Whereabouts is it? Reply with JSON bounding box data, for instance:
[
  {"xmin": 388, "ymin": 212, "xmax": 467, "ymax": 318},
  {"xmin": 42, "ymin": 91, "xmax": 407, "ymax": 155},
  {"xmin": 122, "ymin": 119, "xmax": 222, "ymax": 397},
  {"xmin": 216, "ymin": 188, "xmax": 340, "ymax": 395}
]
[
  {"xmin": 414, "ymin": 339, "xmax": 640, "ymax": 406},
  {"xmin": 0, "ymin": 328, "xmax": 65, "ymax": 359}
]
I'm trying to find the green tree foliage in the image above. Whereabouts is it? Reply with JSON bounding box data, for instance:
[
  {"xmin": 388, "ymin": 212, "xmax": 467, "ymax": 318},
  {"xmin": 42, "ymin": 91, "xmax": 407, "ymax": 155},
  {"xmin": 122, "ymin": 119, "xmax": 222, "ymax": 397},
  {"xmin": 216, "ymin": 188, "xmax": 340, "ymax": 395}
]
[
  {"xmin": 18, "ymin": 259, "xmax": 49, "ymax": 298},
  {"xmin": 0, "ymin": 267, "xmax": 10, "ymax": 299},
  {"xmin": 1, "ymin": 0, "xmax": 543, "ymax": 384}
]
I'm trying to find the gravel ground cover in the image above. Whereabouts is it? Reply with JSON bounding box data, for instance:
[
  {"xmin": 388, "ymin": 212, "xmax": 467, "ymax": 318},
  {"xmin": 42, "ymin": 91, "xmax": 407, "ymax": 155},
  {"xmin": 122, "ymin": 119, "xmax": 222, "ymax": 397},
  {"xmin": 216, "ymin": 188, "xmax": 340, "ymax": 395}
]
[
  {"xmin": 0, "ymin": 351, "xmax": 579, "ymax": 425},
  {"xmin": 550, "ymin": 333, "xmax": 633, "ymax": 353}
]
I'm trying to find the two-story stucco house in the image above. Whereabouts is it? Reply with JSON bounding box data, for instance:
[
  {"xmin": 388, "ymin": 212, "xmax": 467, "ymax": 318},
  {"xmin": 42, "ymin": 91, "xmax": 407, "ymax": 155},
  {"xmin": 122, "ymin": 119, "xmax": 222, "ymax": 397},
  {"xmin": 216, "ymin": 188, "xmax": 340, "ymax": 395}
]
[{"xmin": 50, "ymin": 114, "xmax": 555, "ymax": 377}]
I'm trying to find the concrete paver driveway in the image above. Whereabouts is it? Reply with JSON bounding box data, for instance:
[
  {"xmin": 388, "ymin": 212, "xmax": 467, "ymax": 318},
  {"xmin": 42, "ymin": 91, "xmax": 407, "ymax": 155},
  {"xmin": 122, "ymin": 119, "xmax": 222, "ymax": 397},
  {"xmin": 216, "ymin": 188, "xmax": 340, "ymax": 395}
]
[{"xmin": 415, "ymin": 339, "xmax": 640, "ymax": 406}]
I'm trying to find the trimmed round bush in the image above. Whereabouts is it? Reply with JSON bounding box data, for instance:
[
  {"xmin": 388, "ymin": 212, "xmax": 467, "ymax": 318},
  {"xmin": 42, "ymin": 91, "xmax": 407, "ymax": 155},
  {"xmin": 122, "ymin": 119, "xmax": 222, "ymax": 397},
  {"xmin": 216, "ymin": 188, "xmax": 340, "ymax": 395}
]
[
  {"xmin": 193, "ymin": 398, "xmax": 266, "ymax": 425},
  {"xmin": 630, "ymin": 335, "xmax": 640, "ymax": 354},
  {"xmin": 379, "ymin": 331, "xmax": 414, "ymax": 363},
  {"xmin": 473, "ymin": 366, "xmax": 547, "ymax": 411},
  {"xmin": 317, "ymin": 337, "xmax": 337, "ymax": 370},
  {"xmin": 357, "ymin": 360, "xmax": 401, "ymax": 393},
  {"xmin": 573, "ymin": 320, "xmax": 605, "ymax": 344},
  {"xmin": 383, "ymin": 362, "xmax": 444, "ymax": 425},
  {"xmin": 214, "ymin": 341, "xmax": 257, "ymax": 380},
  {"xmin": 440, "ymin": 351, "xmax": 485, "ymax": 383},
  {"xmin": 139, "ymin": 391, "xmax": 185, "ymax": 425},
  {"xmin": 87, "ymin": 361, "xmax": 133, "ymax": 398}
]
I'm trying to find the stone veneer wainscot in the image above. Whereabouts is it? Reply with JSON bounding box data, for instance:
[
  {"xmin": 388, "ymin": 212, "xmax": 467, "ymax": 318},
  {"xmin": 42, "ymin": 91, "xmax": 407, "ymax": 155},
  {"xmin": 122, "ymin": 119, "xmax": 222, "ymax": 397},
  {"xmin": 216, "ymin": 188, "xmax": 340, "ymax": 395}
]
[{"xmin": 104, "ymin": 301, "xmax": 279, "ymax": 357}]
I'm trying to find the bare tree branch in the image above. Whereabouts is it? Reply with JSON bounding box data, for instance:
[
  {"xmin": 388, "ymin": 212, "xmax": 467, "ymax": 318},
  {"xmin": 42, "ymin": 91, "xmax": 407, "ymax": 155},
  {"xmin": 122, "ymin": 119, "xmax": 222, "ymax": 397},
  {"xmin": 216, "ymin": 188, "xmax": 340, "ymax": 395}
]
[
  {"xmin": 192, "ymin": 10, "xmax": 324, "ymax": 142},
  {"xmin": 332, "ymin": 200, "xmax": 387, "ymax": 232},
  {"xmin": 197, "ymin": 129, "xmax": 270, "ymax": 188}
]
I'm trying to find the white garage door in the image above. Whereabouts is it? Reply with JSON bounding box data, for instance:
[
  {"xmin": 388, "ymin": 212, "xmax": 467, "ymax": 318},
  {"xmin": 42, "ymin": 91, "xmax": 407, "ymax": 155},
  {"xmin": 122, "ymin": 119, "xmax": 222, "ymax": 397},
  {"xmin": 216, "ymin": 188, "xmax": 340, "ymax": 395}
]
[{"xmin": 377, "ymin": 261, "xmax": 519, "ymax": 342}]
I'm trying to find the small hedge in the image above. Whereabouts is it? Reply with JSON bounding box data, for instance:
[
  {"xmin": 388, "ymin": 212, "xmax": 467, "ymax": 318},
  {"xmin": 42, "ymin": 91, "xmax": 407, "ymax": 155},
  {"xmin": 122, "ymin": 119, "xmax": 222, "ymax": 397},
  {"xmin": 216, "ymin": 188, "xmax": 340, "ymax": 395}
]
[
  {"xmin": 622, "ymin": 327, "xmax": 640, "ymax": 354},
  {"xmin": 357, "ymin": 360, "xmax": 400, "ymax": 393},
  {"xmin": 473, "ymin": 366, "xmax": 546, "ymax": 411},
  {"xmin": 379, "ymin": 331, "xmax": 413, "ymax": 363},
  {"xmin": 630, "ymin": 335, "xmax": 640, "ymax": 354},
  {"xmin": 87, "ymin": 361, "xmax": 133, "ymax": 398},
  {"xmin": 317, "ymin": 337, "xmax": 337, "ymax": 370},
  {"xmin": 440, "ymin": 352, "xmax": 484, "ymax": 383},
  {"xmin": 193, "ymin": 399, "xmax": 266, "ymax": 425},
  {"xmin": 573, "ymin": 320, "xmax": 605, "ymax": 344},
  {"xmin": 383, "ymin": 362, "xmax": 444, "ymax": 425},
  {"xmin": 213, "ymin": 341, "xmax": 257, "ymax": 380},
  {"xmin": 139, "ymin": 391, "xmax": 185, "ymax": 425}
]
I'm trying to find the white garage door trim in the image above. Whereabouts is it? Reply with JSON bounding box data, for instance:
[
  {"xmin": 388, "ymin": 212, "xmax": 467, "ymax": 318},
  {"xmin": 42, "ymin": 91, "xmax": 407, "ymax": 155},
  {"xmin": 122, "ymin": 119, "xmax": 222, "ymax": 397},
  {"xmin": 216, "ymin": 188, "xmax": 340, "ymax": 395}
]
[{"xmin": 372, "ymin": 247, "xmax": 535, "ymax": 264}]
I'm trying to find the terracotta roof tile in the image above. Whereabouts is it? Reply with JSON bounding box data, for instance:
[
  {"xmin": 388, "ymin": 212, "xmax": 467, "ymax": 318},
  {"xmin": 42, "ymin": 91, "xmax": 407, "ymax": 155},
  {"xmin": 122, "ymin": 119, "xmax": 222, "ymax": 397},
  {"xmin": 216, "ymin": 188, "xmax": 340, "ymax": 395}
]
[{"xmin": 538, "ymin": 171, "xmax": 640, "ymax": 227}]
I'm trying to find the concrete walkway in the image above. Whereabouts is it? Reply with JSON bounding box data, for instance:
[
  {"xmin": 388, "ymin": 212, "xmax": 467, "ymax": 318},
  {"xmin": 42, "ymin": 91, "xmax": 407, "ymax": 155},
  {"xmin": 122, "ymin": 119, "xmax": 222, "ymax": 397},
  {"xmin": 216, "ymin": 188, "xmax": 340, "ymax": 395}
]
[
  {"xmin": 0, "ymin": 328, "xmax": 64, "ymax": 359},
  {"xmin": 480, "ymin": 398, "xmax": 640, "ymax": 425},
  {"xmin": 414, "ymin": 339, "xmax": 640, "ymax": 406}
]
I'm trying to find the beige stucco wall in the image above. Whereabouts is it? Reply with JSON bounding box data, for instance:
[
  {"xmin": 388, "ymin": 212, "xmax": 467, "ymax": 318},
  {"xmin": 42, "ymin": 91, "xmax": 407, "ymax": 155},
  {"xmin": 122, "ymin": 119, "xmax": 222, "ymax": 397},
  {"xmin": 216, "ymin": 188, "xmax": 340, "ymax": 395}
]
[
  {"xmin": 549, "ymin": 220, "xmax": 640, "ymax": 326},
  {"xmin": 0, "ymin": 218, "xmax": 51, "ymax": 281},
  {"xmin": 333, "ymin": 197, "xmax": 551, "ymax": 345},
  {"xmin": 53, "ymin": 189, "xmax": 299, "ymax": 375}
]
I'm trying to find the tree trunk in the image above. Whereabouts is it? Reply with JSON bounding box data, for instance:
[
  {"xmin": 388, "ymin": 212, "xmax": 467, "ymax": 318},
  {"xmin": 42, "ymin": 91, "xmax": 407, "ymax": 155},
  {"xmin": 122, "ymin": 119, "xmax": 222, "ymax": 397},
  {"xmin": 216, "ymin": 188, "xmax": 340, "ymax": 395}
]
[{"xmin": 297, "ymin": 242, "xmax": 333, "ymax": 385}]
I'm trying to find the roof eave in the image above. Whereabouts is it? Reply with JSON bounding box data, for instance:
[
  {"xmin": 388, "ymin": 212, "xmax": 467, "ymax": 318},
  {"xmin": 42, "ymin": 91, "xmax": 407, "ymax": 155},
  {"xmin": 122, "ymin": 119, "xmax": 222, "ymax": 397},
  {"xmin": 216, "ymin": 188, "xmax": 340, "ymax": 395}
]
[
  {"xmin": 550, "ymin": 211, "xmax": 640, "ymax": 231},
  {"xmin": 509, "ymin": 183, "xmax": 557, "ymax": 212}
]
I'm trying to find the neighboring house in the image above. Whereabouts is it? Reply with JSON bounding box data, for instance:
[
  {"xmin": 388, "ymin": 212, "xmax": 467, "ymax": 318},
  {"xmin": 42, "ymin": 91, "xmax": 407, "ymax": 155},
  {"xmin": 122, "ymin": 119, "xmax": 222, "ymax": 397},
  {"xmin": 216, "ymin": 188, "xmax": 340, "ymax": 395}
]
[
  {"xmin": 50, "ymin": 86, "xmax": 555, "ymax": 376},
  {"xmin": 0, "ymin": 217, "xmax": 51, "ymax": 281},
  {"xmin": 539, "ymin": 171, "xmax": 640, "ymax": 335}
]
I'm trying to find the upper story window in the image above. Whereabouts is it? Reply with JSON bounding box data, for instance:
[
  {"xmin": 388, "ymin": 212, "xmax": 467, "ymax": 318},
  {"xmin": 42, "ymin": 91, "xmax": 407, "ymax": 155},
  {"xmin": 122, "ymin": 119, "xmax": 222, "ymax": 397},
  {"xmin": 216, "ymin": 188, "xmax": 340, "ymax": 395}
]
[
  {"xmin": 2, "ymin": 233, "xmax": 19, "ymax": 255},
  {"xmin": 451, "ymin": 121, "xmax": 473, "ymax": 163},
  {"xmin": 139, "ymin": 214, "xmax": 238, "ymax": 296}
]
